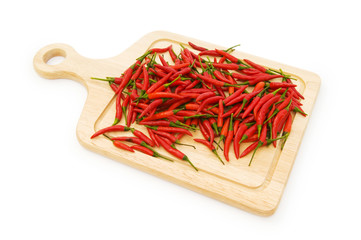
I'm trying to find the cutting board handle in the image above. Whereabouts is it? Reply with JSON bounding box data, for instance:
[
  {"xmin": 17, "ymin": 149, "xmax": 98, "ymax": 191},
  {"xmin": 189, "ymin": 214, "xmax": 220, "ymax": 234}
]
[{"xmin": 33, "ymin": 43, "xmax": 88, "ymax": 84}]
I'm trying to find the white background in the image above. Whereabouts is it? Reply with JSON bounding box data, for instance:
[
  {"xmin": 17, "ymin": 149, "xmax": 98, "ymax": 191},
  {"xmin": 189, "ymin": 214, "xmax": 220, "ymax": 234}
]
[{"xmin": 1, "ymin": 0, "xmax": 360, "ymax": 239}]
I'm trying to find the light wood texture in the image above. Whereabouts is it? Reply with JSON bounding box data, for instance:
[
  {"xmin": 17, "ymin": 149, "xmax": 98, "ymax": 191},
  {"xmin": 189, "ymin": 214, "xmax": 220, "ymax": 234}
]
[{"xmin": 33, "ymin": 31, "xmax": 320, "ymax": 216}]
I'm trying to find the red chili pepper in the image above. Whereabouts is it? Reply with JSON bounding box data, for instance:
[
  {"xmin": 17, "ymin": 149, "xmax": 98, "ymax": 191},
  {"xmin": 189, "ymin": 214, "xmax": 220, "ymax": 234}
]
[
  {"xmin": 113, "ymin": 92, "xmax": 122, "ymax": 125},
  {"xmin": 269, "ymin": 82, "xmax": 297, "ymax": 89},
  {"xmin": 215, "ymin": 49, "xmax": 241, "ymax": 64},
  {"xmin": 202, "ymin": 119, "xmax": 215, "ymax": 144},
  {"xmin": 91, "ymin": 125, "xmax": 131, "ymax": 139},
  {"xmin": 198, "ymin": 50, "xmax": 221, "ymax": 57},
  {"xmin": 115, "ymin": 67, "xmax": 133, "ymax": 95},
  {"xmin": 217, "ymin": 99, "xmax": 224, "ymax": 127},
  {"xmin": 243, "ymin": 59, "xmax": 267, "ymax": 72},
  {"xmin": 218, "ymin": 117, "xmax": 230, "ymax": 144},
  {"xmin": 188, "ymin": 42, "xmax": 208, "ymax": 51},
  {"xmin": 193, "ymin": 138, "xmax": 223, "ymax": 164},
  {"xmin": 130, "ymin": 128, "xmax": 155, "ymax": 147},
  {"xmin": 113, "ymin": 140, "xmax": 134, "ymax": 152},
  {"xmin": 280, "ymin": 114, "xmax": 293, "ymax": 150},
  {"xmin": 138, "ymin": 99, "xmax": 163, "ymax": 119},
  {"xmin": 149, "ymin": 45, "xmax": 172, "ymax": 54},
  {"xmin": 154, "ymin": 134, "xmax": 198, "ymax": 171},
  {"xmin": 145, "ymin": 126, "xmax": 193, "ymax": 136},
  {"xmin": 141, "ymin": 109, "xmax": 182, "ymax": 122},
  {"xmin": 224, "ymin": 114, "xmax": 234, "ymax": 162},
  {"xmin": 247, "ymin": 124, "xmax": 268, "ymax": 166}
]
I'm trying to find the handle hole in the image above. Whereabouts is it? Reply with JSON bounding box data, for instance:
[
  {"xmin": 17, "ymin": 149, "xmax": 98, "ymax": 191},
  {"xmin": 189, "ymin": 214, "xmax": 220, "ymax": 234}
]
[{"xmin": 43, "ymin": 48, "xmax": 66, "ymax": 65}]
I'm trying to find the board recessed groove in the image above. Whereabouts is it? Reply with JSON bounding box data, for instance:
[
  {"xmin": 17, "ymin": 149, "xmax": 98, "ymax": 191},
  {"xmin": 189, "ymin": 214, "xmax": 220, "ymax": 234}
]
[{"xmin": 33, "ymin": 31, "xmax": 320, "ymax": 216}]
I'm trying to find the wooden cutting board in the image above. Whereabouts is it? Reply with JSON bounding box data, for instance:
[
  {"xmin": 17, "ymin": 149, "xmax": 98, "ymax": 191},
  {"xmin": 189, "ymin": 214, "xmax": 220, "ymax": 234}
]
[{"xmin": 33, "ymin": 31, "xmax": 320, "ymax": 216}]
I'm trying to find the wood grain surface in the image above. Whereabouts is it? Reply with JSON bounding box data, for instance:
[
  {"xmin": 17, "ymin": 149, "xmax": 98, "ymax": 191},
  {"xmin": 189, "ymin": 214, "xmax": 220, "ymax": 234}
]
[{"xmin": 33, "ymin": 31, "xmax": 321, "ymax": 216}]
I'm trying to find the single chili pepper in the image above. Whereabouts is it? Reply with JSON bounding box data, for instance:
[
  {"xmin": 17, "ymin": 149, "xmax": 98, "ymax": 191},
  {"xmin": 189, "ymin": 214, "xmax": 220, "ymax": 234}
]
[
  {"xmin": 248, "ymin": 124, "xmax": 268, "ymax": 166},
  {"xmin": 241, "ymin": 68, "xmax": 262, "ymax": 75},
  {"xmin": 215, "ymin": 49, "xmax": 241, "ymax": 64},
  {"xmin": 198, "ymin": 49, "xmax": 221, "ymax": 57},
  {"xmin": 91, "ymin": 125, "xmax": 131, "ymax": 139},
  {"xmin": 207, "ymin": 117, "xmax": 219, "ymax": 136},
  {"xmin": 115, "ymin": 67, "xmax": 133, "ymax": 95},
  {"xmin": 269, "ymin": 82, "xmax": 297, "ymax": 89},
  {"xmin": 217, "ymin": 99, "xmax": 224, "ymax": 127},
  {"xmin": 249, "ymin": 73, "xmax": 284, "ymax": 85},
  {"xmin": 113, "ymin": 92, "xmax": 122, "ymax": 125},
  {"xmin": 202, "ymin": 119, "xmax": 215, "ymax": 144},
  {"xmin": 253, "ymin": 82, "xmax": 265, "ymax": 92},
  {"xmin": 126, "ymin": 101, "xmax": 134, "ymax": 127},
  {"xmin": 211, "ymin": 62, "xmax": 246, "ymax": 70},
  {"xmin": 218, "ymin": 117, "xmax": 231, "ymax": 145},
  {"xmin": 233, "ymin": 119, "xmax": 240, "ymax": 132},
  {"xmin": 138, "ymin": 99, "xmax": 163, "ymax": 119},
  {"xmin": 141, "ymin": 109, "xmax": 183, "ymax": 122},
  {"xmin": 168, "ymin": 47, "xmax": 177, "ymax": 63},
  {"xmin": 224, "ymin": 114, "xmax": 234, "ymax": 162},
  {"xmin": 185, "ymin": 79, "xmax": 200, "ymax": 90},
  {"xmin": 154, "ymin": 134, "xmax": 198, "ymax": 171},
  {"xmin": 243, "ymin": 59, "xmax": 267, "ymax": 72},
  {"xmin": 280, "ymin": 113, "xmax": 293, "ymax": 150},
  {"xmin": 188, "ymin": 42, "xmax": 208, "ymax": 51},
  {"xmin": 149, "ymin": 45, "xmax": 172, "ymax": 54},
  {"xmin": 170, "ymin": 62, "xmax": 190, "ymax": 70},
  {"xmin": 193, "ymin": 138, "xmax": 224, "ymax": 165},
  {"xmin": 239, "ymin": 141, "xmax": 259, "ymax": 159},
  {"xmin": 145, "ymin": 126, "xmax": 193, "ymax": 136},
  {"xmin": 113, "ymin": 140, "xmax": 134, "ymax": 152}
]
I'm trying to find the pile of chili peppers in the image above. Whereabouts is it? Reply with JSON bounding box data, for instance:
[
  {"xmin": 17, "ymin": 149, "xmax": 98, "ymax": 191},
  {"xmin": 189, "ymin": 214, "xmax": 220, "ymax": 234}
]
[{"xmin": 90, "ymin": 42, "xmax": 307, "ymax": 171}]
